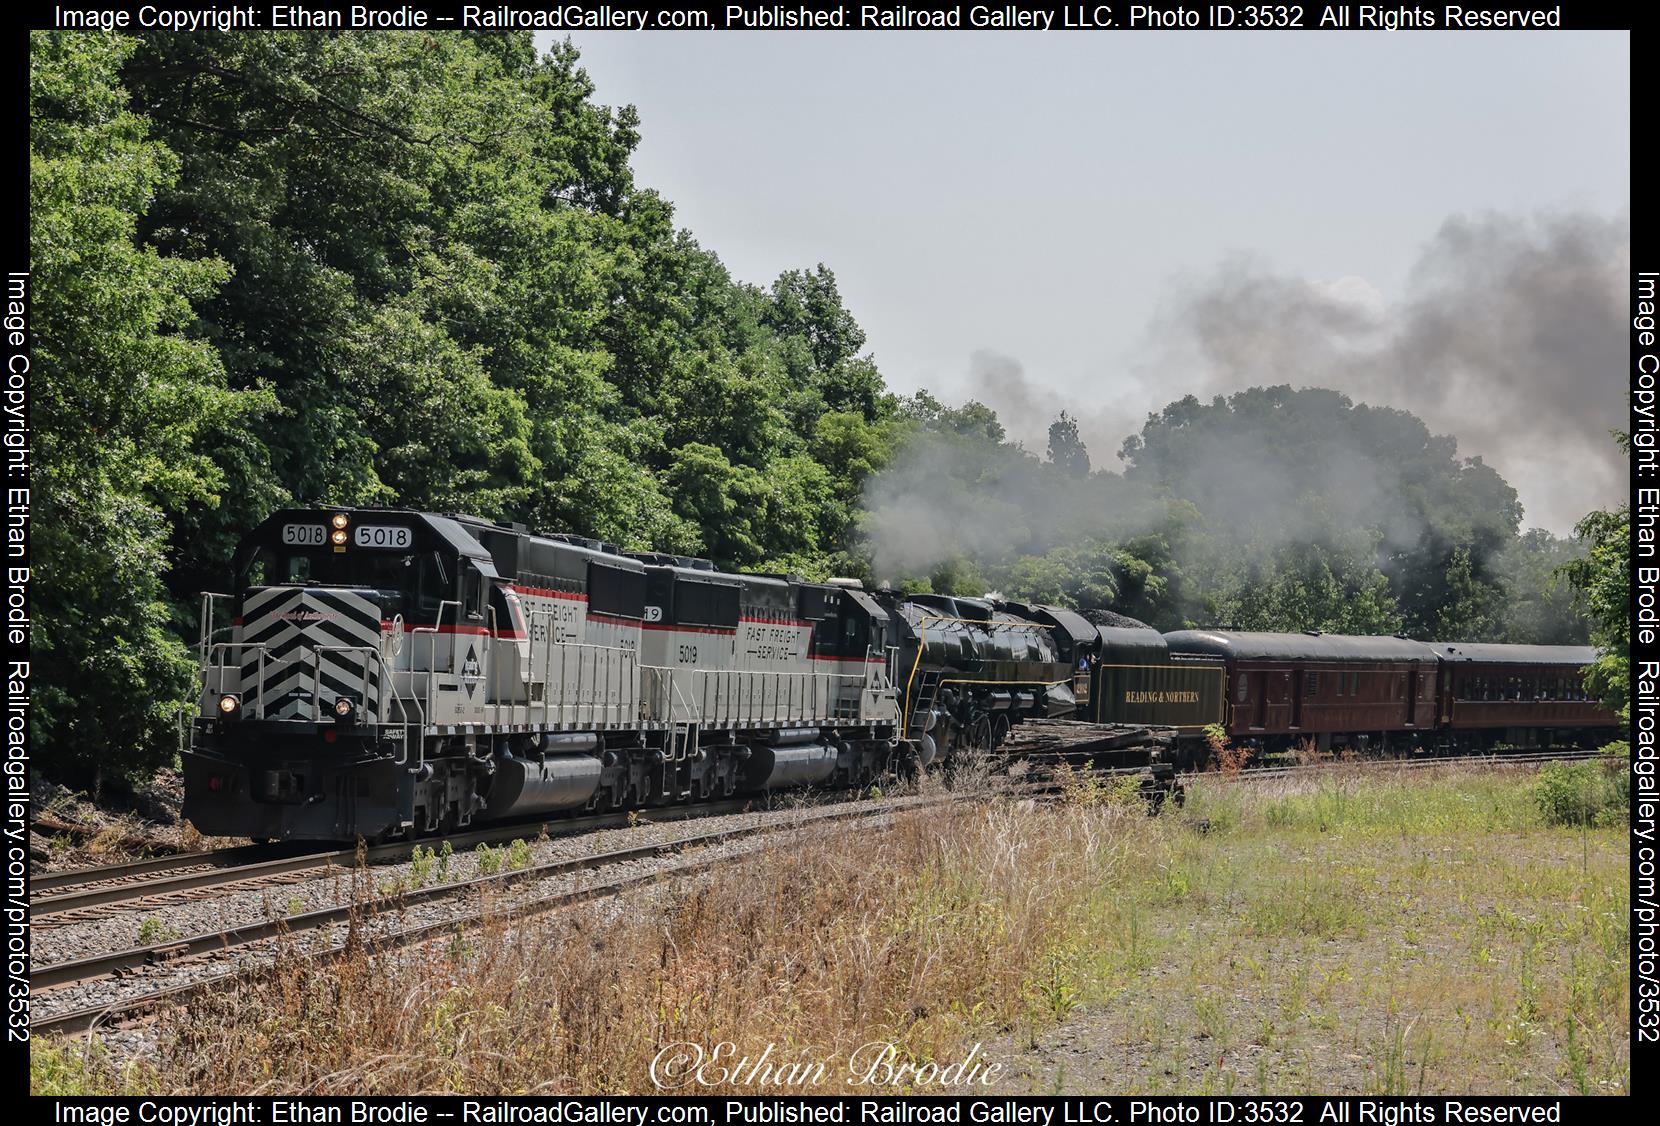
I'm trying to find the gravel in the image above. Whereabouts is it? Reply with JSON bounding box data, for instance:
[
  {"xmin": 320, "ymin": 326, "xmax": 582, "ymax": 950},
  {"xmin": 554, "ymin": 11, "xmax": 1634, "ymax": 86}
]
[{"xmin": 30, "ymin": 788, "xmax": 961, "ymax": 1029}]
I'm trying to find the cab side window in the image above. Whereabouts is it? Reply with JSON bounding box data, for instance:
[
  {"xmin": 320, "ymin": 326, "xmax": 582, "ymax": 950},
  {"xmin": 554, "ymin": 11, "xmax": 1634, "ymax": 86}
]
[
  {"xmin": 461, "ymin": 568, "xmax": 484, "ymax": 620},
  {"xmin": 415, "ymin": 553, "xmax": 448, "ymax": 621},
  {"xmin": 488, "ymin": 584, "xmax": 520, "ymax": 637}
]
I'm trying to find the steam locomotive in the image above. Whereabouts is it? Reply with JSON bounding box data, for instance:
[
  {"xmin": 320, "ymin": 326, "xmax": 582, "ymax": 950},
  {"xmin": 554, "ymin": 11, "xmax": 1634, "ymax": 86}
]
[{"xmin": 182, "ymin": 507, "xmax": 1618, "ymax": 842}]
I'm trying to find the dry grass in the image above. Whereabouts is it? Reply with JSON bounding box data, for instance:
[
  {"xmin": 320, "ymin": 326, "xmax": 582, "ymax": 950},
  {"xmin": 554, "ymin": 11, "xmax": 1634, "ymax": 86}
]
[
  {"xmin": 1207, "ymin": 725, "xmax": 1254, "ymax": 776},
  {"xmin": 31, "ymin": 770, "xmax": 242, "ymax": 870},
  {"xmin": 33, "ymin": 764, "xmax": 1629, "ymax": 1096}
]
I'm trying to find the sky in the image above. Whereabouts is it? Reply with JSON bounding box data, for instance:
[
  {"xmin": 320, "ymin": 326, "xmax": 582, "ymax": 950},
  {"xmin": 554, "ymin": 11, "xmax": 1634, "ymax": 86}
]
[{"xmin": 538, "ymin": 30, "xmax": 1630, "ymax": 533}]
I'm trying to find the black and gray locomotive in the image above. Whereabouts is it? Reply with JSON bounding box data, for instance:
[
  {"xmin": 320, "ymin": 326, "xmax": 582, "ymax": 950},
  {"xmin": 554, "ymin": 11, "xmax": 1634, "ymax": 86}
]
[{"xmin": 184, "ymin": 508, "xmax": 1078, "ymax": 841}]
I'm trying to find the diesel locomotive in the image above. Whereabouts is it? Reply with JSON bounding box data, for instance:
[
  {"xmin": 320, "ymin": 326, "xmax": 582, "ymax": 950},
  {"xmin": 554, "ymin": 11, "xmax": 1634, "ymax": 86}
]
[{"xmin": 183, "ymin": 508, "xmax": 1078, "ymax": 841}]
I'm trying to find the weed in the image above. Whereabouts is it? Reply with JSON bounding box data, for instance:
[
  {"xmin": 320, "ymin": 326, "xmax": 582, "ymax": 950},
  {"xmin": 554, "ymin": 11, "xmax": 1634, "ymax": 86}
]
[
  {"xmin": 409, "ymin": 845, "xmax": 435, "ymax": 887},
  {"xmin": 35, "ymin": 768, "xmax": 1628, "ymax": 1097},
  {"xmin": 1029, "ymin": 944, "xmax": 1082, "ymax": 1023},
  {"xmin": 1532, "ymin": 761, "xmax": 1627, "ymax": 828},
  {"xmin": 137, "ymin": 917, "xmax": 179, "ymax": 946},
  {"xmin": 28, "ymin": 1038, "xmax": 146, "ymax": 1095}
]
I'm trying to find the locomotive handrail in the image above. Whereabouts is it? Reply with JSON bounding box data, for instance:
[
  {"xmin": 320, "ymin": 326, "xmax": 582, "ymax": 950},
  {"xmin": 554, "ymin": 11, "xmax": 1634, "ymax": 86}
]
[
  {"xmin": 308, "ymin": 645, "xmax": 376, "ymax": 720},
  {"xmin": 204, "ymin": 639, "xmax": 420, "ymax": 752},
  {"xmin": 191, "ymin": 593, "xmax": 239, "ymax": 752},
  {"xmin": 641, "ymin": 665, "xmax": 870, "ymax": 729},
  {"xmin": 485, "ymin": 604, "xmax": 497, "ymax": 729},
  {"xmin": 408, "ymin": 598, "xmax": 460, "ymax": 779},
  {"xmin": 652, "ymin": 668, "xmax": 702, "ymax": 760},
  {"xmin": 376, "ymin": 639, "xmax": 425, "ymax": 766},
  {"xmin": 307, "ymin": 645, "xmax": 423, "ymax": 763},
  {"xmin": 205, "ymin": 641, "xmax": 269, "ymax": 718},
  {"xmin": 198, "ymin": 592, "xmax": 236, "ymax": 667},
  {"xmin": 520, "ymin": 606, "xmax": 639, "ymax": 730}
]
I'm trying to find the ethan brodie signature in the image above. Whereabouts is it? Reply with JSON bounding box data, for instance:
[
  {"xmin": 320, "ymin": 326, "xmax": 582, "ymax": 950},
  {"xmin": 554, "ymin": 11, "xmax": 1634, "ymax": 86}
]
[{"xmin": 649, "ymin": 1041, "xmax": 1004, "ymax": 1090}]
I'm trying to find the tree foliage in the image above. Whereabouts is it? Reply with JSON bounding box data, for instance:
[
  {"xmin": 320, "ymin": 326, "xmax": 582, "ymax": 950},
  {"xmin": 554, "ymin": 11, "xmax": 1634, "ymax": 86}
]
[
  {"xmin": 862, "ymin": 384, "xmax": 1590, "ymax": 647},
  {"xmin": 30, "ymin": 31, "xmax": 270, "ymax": 783},
  {"xmin": 1559, "ymin": 436, "xmax": 1631, "ymax": 725},
  {"xmin": 31, "ymin": 31, "xmax": 1598, "ymax": 783},
  {"xmin": 31, "ymin": 30, "xmax": 889, "ymax": 779},
  {"xmin": 1046, "ymin": 411, "xmax": 1090, "ymax": 479}
]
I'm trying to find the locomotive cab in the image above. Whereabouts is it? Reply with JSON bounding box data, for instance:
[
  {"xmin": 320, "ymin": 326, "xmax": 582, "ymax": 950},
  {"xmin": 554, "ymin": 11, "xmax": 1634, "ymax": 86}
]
[
  {"xmin": 211, "ymin": 509, "xmax": 490, "ymax": 725},
  {"xmin": 186, "ymin": 508, "xmax": 498, "ymax": 840}
]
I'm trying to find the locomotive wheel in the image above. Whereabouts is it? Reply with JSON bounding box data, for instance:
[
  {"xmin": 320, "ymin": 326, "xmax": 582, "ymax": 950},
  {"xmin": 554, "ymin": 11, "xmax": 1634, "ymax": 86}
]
[
  {"xmin": 966, "ymin": 715, "xmax": 993, "ymax": 751},
  {"xmin": 992, "ymin": 714, "xmax": 1011, "ymax": 749}
]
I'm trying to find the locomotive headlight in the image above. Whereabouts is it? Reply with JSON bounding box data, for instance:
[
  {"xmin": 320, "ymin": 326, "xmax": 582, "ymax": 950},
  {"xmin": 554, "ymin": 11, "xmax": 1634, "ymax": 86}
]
[
  {"xmin": 218, "ymin": 694, "xmax": 240, "ymax": 717},
  {"xmin": 330, "ymin": 529, "xmax": 348, "ymax": 545},
  {"xmin": 333, "ymin": 697, "xmax": 356, "ymax": 723},
  {"xmin": 331, "ymin": 513, "xmax": 349, "ymax": 530}
]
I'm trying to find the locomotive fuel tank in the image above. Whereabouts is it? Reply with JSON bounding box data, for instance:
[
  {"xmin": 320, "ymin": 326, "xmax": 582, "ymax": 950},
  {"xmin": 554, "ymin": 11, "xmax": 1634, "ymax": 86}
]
[
  {"xmin": 485, "ymin": 736, "xmax": 604, "ymax": 818},
  {"xmin": 744, "ymin": 741, "xmax": 839, "ymax": 789}
]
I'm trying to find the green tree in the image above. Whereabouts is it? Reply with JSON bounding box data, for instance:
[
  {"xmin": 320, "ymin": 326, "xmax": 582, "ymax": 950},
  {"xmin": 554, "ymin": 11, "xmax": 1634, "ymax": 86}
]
[
  {"xmin": 762, "ymin": 265, "xmax": 886, "ymax": 423},
  {"xmin": 1118, "ymin": 385, "xmax": 1519, "ymax": 638},
  {"xmin": 1560, "ymin": 439, "xmax": 1630, "ymax": 725},
  {"xmin": 30, "ymin": 30, "xmax": 268, "ymax": 783},
  {"xmin": 34, "ymin": 30, "xmax": 899, "ymax": 779},
  {"xmin": 1046, "ymin": 411, "xmax": 1091, "ymax": 479},
  {"xmin": 1495, "ymin": 528, "xmax": 1590, "ymax": 644},
  {"xmin": 121, "ymin": 30, "xmax": 888, "ymax": 581}
]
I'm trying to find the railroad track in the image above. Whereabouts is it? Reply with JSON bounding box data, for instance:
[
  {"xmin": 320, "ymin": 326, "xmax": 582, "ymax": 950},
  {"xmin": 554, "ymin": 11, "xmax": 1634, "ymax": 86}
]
[
  {"xmin": 29, "ymin": 746, "xmax": 1603, "ymax": 1036},
  {"xmin": 31, "ymin": 842, "xmax": 307, "ymax": 897},
  {"xmin": 30, "ymin": 798, "xmax": 782, "ymax": 927},
  {"xmin": 32, "ymin": 739, "xmax": 1596, "ymax": 922},
  {"xmin": 1207, "ymin": 747, "xmax": 1604, "ymax": 783},
  {"xmin": 30, "ymin": 783, "xmax": 1056, "ymax": 1036}
]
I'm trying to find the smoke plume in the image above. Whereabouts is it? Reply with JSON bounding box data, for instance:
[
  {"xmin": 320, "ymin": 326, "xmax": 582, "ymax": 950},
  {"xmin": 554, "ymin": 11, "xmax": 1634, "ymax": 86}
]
[
  {"xmin": 1137, "ymin": 210, "xmax": 1629, "ymax": 533},
  {"xmin": 861, "ymin": 209, "xmax": 1626, "ymax": 585}
]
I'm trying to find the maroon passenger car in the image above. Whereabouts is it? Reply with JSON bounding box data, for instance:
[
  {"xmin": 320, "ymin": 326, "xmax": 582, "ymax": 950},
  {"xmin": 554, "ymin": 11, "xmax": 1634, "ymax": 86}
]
[
  {"xmin": 1429, "ymin": 643, "xmax": 1617, "ymax": 748},
  {"xmin": 1159, "ymin": 631, "xmax": 1618, "ymax": 753},
  {"xmin": 1163, "ymin": 631, "xmax": 1435, "ymax": 751}
]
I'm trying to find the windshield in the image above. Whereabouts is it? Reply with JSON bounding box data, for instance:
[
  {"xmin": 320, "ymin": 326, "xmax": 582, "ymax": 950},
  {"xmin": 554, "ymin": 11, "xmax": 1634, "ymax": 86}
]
[{"xmin": 242, "ymin": 546, "xmax": 451, "ymax": 611}]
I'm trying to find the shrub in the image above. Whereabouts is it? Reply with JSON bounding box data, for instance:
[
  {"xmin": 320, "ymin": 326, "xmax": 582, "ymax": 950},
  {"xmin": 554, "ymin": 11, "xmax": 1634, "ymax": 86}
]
[
  {"xmin": 1205, "ymin": 724, "xmax": 1252, "ymax": 776},
  {"xmin": 1532, "ymin": 761, "xmax": 1627, "ymax": 828}
]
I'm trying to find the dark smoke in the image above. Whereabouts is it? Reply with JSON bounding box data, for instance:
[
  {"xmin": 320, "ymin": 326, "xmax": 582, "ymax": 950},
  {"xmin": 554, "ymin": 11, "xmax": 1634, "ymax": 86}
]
[
  {"xmin": 862, "ymin": 209, "xmax": 1625, "ymax": 584},
  {"xmin": 964, "ymin": 349, "xmax": 1137, "ymax": 475},
  {"xmin": 1140, "ymin": 210, "xmax": 1629, "ymax": 533},
  {"xmin": 859, "ymin": 426, "xmax": 1161, "ymax": 580}
]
